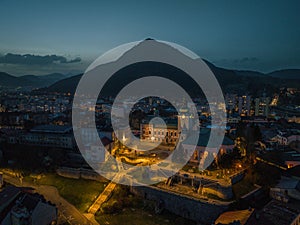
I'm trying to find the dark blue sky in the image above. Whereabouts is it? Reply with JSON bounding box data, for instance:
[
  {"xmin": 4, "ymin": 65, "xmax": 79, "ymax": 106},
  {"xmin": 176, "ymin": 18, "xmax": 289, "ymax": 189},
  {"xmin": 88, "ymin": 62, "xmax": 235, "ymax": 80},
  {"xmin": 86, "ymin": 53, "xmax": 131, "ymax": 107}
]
[{"xmin": 0, "ymin": 0, "xmax": 299, "ymax": 75}]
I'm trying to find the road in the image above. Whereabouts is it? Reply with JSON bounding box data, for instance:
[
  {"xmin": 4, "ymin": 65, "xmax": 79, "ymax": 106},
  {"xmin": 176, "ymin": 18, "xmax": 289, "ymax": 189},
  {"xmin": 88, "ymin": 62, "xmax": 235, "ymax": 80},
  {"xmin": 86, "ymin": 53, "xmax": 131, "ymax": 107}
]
[{"xmin": 2, "ymin": 173, "xmax": 95, "ymax": 225}]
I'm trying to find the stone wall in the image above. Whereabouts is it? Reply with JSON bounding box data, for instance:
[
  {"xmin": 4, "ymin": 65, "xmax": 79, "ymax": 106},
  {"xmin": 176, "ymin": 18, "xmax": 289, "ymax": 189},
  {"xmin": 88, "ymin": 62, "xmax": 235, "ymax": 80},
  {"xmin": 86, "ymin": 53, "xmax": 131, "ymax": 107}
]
[
  {"xmin": 202, "ymin": 183, "xmax": 233, "ymax": 200},
  {"xmin": 130, "ymin": 185, "xmax": 228, "ymax": 224},
  {"xmin": 173, "ymin": 175, "xmax": 234, "ymax": 200},
  {"xmin": 57, "ymin": 167, "xmax": 80, "ymax": 179},
  {"xmin": 230, "ymin": 170, "xmax": 246, "ymax": 184},
  {"xmin": 56, "ymin": 167, "xmax": 107, "ymax": 182}
]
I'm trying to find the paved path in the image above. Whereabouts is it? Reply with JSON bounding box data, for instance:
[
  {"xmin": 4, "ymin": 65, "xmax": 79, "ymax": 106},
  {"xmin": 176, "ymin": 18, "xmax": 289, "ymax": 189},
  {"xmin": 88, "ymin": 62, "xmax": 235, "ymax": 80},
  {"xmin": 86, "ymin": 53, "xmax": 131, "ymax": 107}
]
[
  {"xmin": 3, "ymin": 173, "xmax": 94, "ymax": 225},
  {"xmin": 88, "ymin": 181, "xmax": 116, "ymax": 214},
  {"xmin": 83, "ymin": 213, "xmax": 101, "ymax": 225}
]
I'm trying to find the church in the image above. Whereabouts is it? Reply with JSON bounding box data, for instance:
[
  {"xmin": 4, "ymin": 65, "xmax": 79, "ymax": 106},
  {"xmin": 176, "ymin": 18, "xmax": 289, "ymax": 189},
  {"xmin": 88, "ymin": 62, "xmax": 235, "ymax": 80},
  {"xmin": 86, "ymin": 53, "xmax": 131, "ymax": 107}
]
[{"xmin": 140, "ymin": 105, "xmax": 196, "ymax": 146}]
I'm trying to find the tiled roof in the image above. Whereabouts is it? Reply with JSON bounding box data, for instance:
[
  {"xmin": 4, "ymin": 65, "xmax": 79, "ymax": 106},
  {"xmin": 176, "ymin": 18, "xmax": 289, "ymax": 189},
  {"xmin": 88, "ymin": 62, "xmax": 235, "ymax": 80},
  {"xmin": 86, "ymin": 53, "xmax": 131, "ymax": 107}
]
[
  {"xmin": 30, "ymin": 125, "xmax": 72, "ymax": 133},
  {"xmin": 184, "ymin": 128, "xmax": 234, "ymax": 147}
]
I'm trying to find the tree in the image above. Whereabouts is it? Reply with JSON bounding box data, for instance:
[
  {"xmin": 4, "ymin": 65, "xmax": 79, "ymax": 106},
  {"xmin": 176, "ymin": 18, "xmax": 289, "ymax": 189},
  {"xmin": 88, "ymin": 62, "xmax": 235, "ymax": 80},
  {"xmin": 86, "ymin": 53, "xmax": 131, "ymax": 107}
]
[
  {"xmin": 232, "ymin": 146, "xmax": 242, "ymax": 159},
  {"xmin": 253, "ymin": 125, "xmax": 262, "ymax": 141},
  {"xmin": 236, "ymin": 122, "xmax": 246, "ymax": 137}
]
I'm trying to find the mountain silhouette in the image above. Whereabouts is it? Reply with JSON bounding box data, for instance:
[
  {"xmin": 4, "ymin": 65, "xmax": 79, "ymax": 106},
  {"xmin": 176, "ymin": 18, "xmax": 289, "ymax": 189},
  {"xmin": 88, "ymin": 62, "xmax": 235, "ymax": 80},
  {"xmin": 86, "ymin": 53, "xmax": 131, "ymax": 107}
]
[
  {"xmin": 43, "ymin": 60, "xmax": 300, "ymax": 97},
  {"xmin": 0, "ymin": 72, "xmax": 66, "ymax": 89},
  {"xmin": 1, "ymin": 60, "xmax": 299, "ymax": 96}
]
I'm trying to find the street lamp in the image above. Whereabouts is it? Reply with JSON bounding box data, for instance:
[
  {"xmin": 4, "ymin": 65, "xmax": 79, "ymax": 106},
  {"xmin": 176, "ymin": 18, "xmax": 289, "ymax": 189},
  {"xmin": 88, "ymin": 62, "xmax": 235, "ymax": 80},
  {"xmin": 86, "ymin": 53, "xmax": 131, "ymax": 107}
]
[
  {"xmin": 151, "ymin": 136, "xmax": 155, "ymax": 142},
  {"xmin": 122, "ymin": 134, "xmax": 126, "ymax": 142}
]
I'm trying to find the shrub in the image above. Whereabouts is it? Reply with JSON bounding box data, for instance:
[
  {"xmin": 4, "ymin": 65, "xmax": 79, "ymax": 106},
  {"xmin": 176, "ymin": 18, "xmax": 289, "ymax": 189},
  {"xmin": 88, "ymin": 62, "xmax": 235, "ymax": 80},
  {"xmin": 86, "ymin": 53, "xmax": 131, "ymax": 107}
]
[{"xmin": 101, "ymin": 200, "xmax": 122, "ymax": 214}]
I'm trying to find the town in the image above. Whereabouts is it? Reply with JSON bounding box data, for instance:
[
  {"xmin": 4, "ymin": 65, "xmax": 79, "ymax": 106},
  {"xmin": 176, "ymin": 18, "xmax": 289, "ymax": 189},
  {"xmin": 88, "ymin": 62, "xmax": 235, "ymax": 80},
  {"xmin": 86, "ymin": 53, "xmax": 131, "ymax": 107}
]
[
  {"xmin": 1, "ymin": 1, "xmax": 300, "ymax": 224},
  {"xmin": 0, "ymin": 85, "xmax": 299, "ymax": 225}
]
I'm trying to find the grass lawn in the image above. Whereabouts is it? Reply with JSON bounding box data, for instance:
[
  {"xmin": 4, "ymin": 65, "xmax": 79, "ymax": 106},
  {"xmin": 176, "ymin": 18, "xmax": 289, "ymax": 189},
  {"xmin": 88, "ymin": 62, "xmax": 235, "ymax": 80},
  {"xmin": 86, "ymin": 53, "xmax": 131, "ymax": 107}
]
[
  {"xmin": 34, "ymin": 174, "xmax": 106, "ymax": 212},
  {"xmin": 95, "ymin": 185, "xmax": 195, "ymax": 225},
  {"xmin": 96, "ymin": 207, "xmax": 195, "ymax": 225},
  {"xmin": 232, "ymin": 178, "xmax": 256, "ymax": 199}
]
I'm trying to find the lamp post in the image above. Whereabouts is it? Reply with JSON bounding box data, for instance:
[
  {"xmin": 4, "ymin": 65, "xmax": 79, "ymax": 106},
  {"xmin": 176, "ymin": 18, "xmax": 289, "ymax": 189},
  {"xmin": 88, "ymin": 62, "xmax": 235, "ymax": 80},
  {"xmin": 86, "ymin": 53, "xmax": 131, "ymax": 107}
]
[{"xmin": 151, "ymin": 136, "xmax": 155, "ymax": 142}]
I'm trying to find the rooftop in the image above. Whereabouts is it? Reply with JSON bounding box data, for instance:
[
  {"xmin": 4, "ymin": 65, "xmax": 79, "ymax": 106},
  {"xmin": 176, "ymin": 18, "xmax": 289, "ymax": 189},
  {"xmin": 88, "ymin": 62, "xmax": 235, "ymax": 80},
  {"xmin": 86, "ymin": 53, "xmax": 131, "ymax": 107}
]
[
  {"xmin": 0, "ymin": 186, "xmax": 21, "ymax": 212},
  {"xmin": 282, "ymin": 151, "xmax": 300, "ymax": 162},
  {"xmin": 141, "ymin": 116, "xmax": 178, "ymax": 129},
  {"xmin": 246, "ymin": 199, "xmax": 300, "ymax": 225},
  {"xmin": 30, "ymin": 125, "xmax": 72, "ymax": 134},
  {"xmin": 215, "ymin": 209, "xmax": 254, "ymax": 225},
  {"xmin": 288, "ymin": 165, "xmax": 300, "ymax": 178},
  {"xmin": 184, "ymin": 128, "xmax": 234, "ymax": 147},
  {"xmin": 275, "ymin": 176, "xmax": 300, "ymax": 190},
  {"xmin": 19, "ymin": 194, "xmax": 40, "ymax": 212}
]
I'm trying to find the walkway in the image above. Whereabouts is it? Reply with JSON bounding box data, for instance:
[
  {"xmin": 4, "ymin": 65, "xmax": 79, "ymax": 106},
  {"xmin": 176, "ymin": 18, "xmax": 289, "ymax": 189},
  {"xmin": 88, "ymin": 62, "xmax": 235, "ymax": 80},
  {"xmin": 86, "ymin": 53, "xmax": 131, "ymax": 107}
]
[{"xmin": 88, "ymin": 181, "xmax": 117, "ymax": 214}]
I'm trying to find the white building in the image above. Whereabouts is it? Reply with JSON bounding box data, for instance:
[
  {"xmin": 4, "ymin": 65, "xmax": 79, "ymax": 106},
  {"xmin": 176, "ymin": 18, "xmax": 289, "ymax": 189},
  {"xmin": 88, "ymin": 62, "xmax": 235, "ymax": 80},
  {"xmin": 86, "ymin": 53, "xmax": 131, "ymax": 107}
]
[
  {"xmin": 19, "ymin": 125, "xmax": 74, "ymax": 149},
  {"xmin": 255, "ymin": 96, "xmax": 270, "ymax": 117},
  {"xmin": 238, "ymin": 95, "xmax": 251, "ymax": 116}
]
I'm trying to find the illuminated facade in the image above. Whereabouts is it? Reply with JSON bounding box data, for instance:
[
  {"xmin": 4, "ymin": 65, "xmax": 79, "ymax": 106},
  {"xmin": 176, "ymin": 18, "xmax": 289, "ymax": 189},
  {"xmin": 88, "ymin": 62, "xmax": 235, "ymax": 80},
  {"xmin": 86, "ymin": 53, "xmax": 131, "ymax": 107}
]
[
  {"xmin": 140, "ymin": 119, "xmax": 179, "ymax": 145},
  {"xmin": 255, "ymin": 96, "xmax": 270, "ymax": 117}
]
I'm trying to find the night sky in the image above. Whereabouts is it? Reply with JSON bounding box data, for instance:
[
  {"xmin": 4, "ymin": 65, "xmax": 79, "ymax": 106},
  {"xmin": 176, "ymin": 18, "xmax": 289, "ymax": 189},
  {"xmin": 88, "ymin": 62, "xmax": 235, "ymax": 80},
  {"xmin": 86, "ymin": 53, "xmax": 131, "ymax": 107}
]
[{"xmin": 0, "ymin": 0, "xmax": 299, "ymax": 75}]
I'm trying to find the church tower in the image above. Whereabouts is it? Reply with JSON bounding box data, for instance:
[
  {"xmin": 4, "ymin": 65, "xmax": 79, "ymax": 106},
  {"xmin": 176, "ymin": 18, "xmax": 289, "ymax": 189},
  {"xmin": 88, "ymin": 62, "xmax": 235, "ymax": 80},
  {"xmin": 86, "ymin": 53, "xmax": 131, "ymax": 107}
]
[{"xmin": 177, "ymin": 101, "xmax": 196, "ymax": 140}]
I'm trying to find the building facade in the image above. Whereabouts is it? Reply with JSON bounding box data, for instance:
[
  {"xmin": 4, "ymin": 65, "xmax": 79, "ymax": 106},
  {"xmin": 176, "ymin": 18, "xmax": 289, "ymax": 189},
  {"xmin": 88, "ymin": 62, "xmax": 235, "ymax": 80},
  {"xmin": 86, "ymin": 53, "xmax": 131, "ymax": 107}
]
[{"xmin": 255, "ymin": 96, "xmax": 270, "ymax": 117}]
